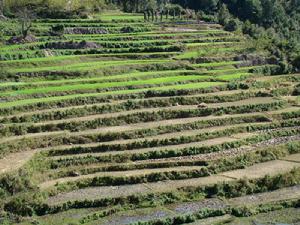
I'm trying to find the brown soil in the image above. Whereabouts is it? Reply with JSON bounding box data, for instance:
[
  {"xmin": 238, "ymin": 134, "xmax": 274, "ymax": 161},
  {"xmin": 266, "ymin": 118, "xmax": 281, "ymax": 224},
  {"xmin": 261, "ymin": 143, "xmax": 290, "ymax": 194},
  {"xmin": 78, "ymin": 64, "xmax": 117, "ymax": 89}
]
[{"xmin": 0, "ymin": 150, "xmax": 37, "ymax": 174}]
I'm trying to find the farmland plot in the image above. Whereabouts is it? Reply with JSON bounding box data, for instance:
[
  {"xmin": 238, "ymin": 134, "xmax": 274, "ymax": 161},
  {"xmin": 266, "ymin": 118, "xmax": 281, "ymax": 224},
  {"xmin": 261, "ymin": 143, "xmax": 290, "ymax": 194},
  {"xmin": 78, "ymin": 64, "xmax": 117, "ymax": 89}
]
[{"xmin": 1, "ymin": 11, "xmax": 300, "ymax": 225}]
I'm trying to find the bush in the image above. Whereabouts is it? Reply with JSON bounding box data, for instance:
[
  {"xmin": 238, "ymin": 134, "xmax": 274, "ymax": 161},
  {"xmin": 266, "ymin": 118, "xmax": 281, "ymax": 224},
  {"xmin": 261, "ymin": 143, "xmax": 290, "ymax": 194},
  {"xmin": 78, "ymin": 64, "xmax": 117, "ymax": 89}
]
[
  {"xmin": 120, "ymin": 26, "xmax": 135, "ymax": 33},
  {"xmin": 50, "ymin": 24, "xmax": 64, "ymax": 36},
  {"xmin": 231, "ymin": 206, "xmax": 255, "ymax": 217},
  {"xmin": 4, "ymin": 196, "xmax": 35, "ymax": 216},
  {"xmin": 4, "ymin": 193, "xmax": 44, "ymax": 216},
  {"xmin": 0, "ymin": 169, "xmax": 35, "ymax": 195},
  {"xmin": 292, "ymin": 55, "xmax": 300, "ymax": 72},
  {"xmin": 292, "ymin": 84, "xmax": 300, "ymax": 96},
  {"xmin": 224, "ymin": 19, "xmax": 240, "ymax": 32}
]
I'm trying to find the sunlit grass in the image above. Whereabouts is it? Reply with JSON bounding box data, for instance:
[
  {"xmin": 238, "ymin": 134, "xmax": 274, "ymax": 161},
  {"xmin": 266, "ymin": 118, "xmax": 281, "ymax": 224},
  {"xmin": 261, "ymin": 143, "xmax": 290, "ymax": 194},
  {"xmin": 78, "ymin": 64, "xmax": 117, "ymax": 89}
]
[{"xmin": 0, "ymin": 81, "xmax": 225, "ymax": 108}]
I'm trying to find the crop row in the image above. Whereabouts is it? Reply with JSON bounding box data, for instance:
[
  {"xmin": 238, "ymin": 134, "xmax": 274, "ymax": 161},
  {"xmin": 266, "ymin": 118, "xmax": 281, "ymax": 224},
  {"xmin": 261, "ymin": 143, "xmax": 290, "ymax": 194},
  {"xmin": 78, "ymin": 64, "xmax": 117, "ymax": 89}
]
[
  {"xmin": 0, "ymin": 90, "xmax": 270, "ymax": 124},
  {"xmin": 50, "ymin": 127, "xmax": 300, "ymax": 167},
  {"xmin": 1, "ymin": 76, "xmax": 224, "ymax": 101},
  {"xmin": 15, "ymin": 152, "xmax": 300, "ymax": 216},
  {"xmin": 1, "ymin": 73, "xmax": 288, "ymax": 115},
  {"xmin": 2, "ymin": 107, "xmax": 299, "ymax": 157},
  {"xmin": 0, "ymin": 101, "xmax": 286, "ymax": 138},
  {"xmin": 47, "ymin": 123, "xmax": 270, "ymax": 157},
  {"xmin": 62, "ymin": 30, "xmax": 231, "ymax": 42},
  {"xmin": 129, "ymin": 198, "xmax": 300, "ymax": 225}
]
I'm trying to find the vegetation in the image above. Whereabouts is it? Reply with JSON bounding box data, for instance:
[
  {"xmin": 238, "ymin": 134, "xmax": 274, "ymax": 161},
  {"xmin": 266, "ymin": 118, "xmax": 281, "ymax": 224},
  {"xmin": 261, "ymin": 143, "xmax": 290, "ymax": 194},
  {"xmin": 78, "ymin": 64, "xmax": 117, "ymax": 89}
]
[{"xmin": 0, "ymin": 1, "xmax": 299, "ymax": 225}]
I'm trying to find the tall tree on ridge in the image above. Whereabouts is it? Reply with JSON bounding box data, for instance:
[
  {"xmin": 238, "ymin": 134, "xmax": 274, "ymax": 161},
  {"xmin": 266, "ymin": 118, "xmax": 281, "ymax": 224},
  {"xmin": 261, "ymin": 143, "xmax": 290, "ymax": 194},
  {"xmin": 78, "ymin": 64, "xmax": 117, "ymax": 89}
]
[{"xmin": 0, "ymin": 0, "xmax": 6, "ymax": 19}]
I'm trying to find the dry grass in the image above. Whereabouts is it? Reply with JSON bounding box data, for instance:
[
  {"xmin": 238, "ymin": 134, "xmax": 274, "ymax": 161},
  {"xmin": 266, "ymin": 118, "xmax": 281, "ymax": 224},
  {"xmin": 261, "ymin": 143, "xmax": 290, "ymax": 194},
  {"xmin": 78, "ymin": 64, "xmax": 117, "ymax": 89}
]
[
  {"xmin": 0, "ymin": 150, "xmax": 37, "ymax": 174},
  {"xmin": 282, "ymin": 153, "xmax": 300, "ymax": 163},
  {"xmin": 228, "ymin": 184, "xmax": 300, "ymax": 206},
  {"xmin": 221, "ymin": 160, "xmax": 300, "ymax": 180}
]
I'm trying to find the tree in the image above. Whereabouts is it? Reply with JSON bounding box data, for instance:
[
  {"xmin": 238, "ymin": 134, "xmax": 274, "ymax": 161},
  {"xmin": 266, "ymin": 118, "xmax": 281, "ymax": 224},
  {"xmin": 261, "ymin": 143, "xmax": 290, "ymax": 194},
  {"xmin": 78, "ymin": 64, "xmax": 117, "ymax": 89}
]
[
  {"xmin": 157, "ymin": 0, "xmax": 170, "ymax": 21},
  {"xmin": 0, "ymin": 0, "xmax": 6, "ymax": 19},
  {"xmin": 240, "ymin": 0, "xmax": 263, "ymax": 22},
  {"xmin": 140, "ymin": 0, "xmax": 157, "ymax": 22},
  {"xmin": 292, "ymin": 55, "xmax": 300, "ymax": 72},
  {"xmin": 16, "ymin": 7, "xmax": 35, "ymax": 38},
  {"xmin": 172, "ymin": 0, "xmax": 218, "ymax": 13},
  {"xmin": 148, "ymin": 0, "xmax": 158, "ymax": 21},
  {"xmin": 50, "ymin": 24, "xmax": 65, "ymax": 36},
  {"xmin": 218, "ymin": 3, "xmax": 231, "ymax": 25},
  {"xmin": 224, "ymin": 18, "xmax": 240, "ymax": 32}
]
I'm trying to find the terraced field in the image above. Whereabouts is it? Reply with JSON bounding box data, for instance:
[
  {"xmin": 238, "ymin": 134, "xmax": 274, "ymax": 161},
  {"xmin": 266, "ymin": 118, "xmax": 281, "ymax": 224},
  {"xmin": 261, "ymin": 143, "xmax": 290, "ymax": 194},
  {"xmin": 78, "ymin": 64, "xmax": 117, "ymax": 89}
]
[{"xmin": 1, "ymin": 11, "xmax": 300, "ymax": 225}]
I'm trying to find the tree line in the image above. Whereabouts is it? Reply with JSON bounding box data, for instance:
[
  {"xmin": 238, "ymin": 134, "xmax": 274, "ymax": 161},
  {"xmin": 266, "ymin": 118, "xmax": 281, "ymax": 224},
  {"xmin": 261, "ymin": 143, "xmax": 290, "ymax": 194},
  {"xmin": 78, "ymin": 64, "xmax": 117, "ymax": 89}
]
[
  {"xmin": 114, "ymin": 0, "xmax": 299, "ymax": 71},
  {"xmin": 171, "ymin": 0, "xmax": 300, "ymax": 72},
  {"xmin": 110, "ymin": 0, "xmax": 186, "ymax": 21},
  {"xmin": 0, "ymin": 0, "xmax": 299, "ymax": 71}
]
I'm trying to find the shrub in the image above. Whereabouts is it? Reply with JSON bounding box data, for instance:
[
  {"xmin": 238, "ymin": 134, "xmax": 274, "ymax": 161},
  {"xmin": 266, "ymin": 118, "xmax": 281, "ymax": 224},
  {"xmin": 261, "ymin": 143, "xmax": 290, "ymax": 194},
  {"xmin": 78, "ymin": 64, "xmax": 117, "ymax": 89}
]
[
  {"xmin": 120, "ymin": 26, "xmax": 135, "ymax": 33},
  {"xmin": 50, "ymin": 24, "xmax": 64, "ymax": 36},
  {"xmin": 0, "ymin": 169, "xmax": 35, "ymax": 195},
  {"xmin": 4, "ymin": 193, "xmax": 44, "ymax": 217},
  {"xmin": 224, "ymin": 19, "xmax": 240, "ymax": 32}
]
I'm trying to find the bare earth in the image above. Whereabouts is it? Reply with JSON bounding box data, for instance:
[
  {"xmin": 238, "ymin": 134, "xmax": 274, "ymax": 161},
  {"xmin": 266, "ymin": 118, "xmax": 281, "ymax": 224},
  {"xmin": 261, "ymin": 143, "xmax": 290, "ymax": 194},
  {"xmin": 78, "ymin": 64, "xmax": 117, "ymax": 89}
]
[{"xmin": 0, "ymin": 150, "xmax": 37, "ymax": 174}]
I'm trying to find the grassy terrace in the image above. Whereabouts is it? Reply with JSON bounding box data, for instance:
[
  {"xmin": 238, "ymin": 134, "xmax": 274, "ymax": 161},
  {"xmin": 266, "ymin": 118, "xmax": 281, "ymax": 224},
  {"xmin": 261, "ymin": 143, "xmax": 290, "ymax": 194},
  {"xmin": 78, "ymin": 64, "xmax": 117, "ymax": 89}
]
[
  {"xmin": 8, "ymin": 59, "xmax": 171, "ymax": 73},
  {"xmin": 0, "ymin": 82, "xmax": 225, "ymax": 108},
  {"xmin": 0, "ymin": 66, "xmax": 255, "ymax": 89},
  {"xmin": 1, "ymin": 11, "xmax": 300, "ymax": 225}
]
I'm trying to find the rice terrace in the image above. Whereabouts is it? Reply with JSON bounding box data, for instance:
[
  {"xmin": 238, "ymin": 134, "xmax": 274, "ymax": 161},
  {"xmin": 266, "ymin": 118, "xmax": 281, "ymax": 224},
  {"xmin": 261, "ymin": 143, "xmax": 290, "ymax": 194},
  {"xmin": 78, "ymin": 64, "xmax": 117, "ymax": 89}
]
[{"xmin": 0, "ymin": 0, "xmax": 300, "ymax": 224}]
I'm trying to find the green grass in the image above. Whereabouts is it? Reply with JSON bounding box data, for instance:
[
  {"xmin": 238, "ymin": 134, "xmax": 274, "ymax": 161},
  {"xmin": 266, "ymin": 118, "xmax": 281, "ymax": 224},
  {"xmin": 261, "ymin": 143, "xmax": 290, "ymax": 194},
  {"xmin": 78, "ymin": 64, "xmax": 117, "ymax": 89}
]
[
  {"xmin": 186, "ymin": 41, "xmax": 241, "ymax": 48},
  {"xmin": 193, "ymin": 61, "xmax": 243, "ymax": 68},
  {"xmin": 0, "ymin": 70, "xmax": 191, "ymax": 87},
  {"xmin": 0, "ymin": 36, "xmax": 240, "ymax": 54},
  {"xmin": 97, "ymin": 11, "xmax": 145, "ymax": 21},
  {"xmin": 67, "ymin": 33, "xmax": 232, "ymax": 40},
  {"xmin": 0, "ymin": 75, "xmax": 213, "ymax": 96},
  {"xmin": 0, "ymin": 82, "xmax": 26, "ymax": 87},
  {"xmin": 204, "ymin": 66, "xmax": 259, "ymax": 74},
  {"xmin": 0, "ymin": 82, "xmax": 224, "ymax": 108},
  {"xmin": 9, "ymin": 59, "xmax": 171, "ymax": 73},
  {"xmin": 216, "ymin": 72, "xmax": 253, "ymax": 81},
  {"xmin": 0, "ymin": 52, "xmax": 178, "ymax": 66},
  {"xmin": 0, "ymin": 66, "xmax": 256, "ymax": 89},
  {"xmin": 63, "ymin": 30, "xmax": 228, "ymax": 39},
  {"xmin": 176, "ymin": 46, "xmax": 244, "ymax": 59}
]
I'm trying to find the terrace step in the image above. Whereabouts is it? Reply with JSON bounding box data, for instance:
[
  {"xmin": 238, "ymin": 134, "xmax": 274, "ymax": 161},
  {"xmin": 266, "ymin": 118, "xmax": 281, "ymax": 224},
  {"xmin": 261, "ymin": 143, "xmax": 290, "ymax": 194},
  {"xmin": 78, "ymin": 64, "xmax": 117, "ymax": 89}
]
[
  {"xmin": 39, "ymin": 166, "xmax": 205, "ymax": 189},
  {"xmin": 46, "ymin": 157, "xmax": 300, "ymax": 205},
  {"xmin": 1, "ymin": 106, "xmax": 298, "ymax": 150}
]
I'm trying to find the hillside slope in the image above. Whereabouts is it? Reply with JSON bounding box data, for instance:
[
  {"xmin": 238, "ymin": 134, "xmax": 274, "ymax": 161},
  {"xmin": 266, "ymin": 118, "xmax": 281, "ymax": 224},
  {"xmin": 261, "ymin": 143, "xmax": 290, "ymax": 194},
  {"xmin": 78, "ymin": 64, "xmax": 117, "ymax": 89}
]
[{"xmin": 0, "ymin": 11, "xmax": 300, "ymax": 225}]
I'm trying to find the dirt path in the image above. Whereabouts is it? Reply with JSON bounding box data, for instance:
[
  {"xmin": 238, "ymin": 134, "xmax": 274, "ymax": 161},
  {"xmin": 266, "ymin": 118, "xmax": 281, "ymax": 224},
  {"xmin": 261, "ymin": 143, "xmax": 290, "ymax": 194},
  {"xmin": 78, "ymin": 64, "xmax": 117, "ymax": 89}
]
[
  {"xmin": 282, "ymin": 153, "xmax": 300, "ymax": 163},
  {"xmin": 187, "ymin": 215, "xmax": 232, "ymax": 225},
  {"xmin": 228, "ymin": 184, "xmax": 300, "ymax": 206},
  {"xmin": 221, "ymin": 160, "xmax": 300, "ymax": 180},
  {"xmin": 165, "ymin": 27, "xmax": 199, "ymax": 32},
  {"xmin": 0, "ymin": 131, "xmax": 65, "ymax": 145},
  {"xmin": 0, "ymin": 150, "xmax": 37, "ymax": 174}
]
